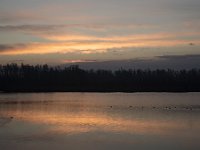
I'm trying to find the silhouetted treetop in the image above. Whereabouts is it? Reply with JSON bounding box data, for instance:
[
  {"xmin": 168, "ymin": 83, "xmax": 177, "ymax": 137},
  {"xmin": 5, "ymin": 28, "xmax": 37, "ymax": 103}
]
[{"xmin": 0, "ymin": 64, "xmax": 200, "ymax": 92}]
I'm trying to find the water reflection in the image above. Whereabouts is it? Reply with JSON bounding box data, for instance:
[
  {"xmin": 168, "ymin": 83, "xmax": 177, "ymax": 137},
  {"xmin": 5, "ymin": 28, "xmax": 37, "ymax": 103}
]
[{"xmin": 0, "ymin": 93, "xmax": 200, "ymax": 150}]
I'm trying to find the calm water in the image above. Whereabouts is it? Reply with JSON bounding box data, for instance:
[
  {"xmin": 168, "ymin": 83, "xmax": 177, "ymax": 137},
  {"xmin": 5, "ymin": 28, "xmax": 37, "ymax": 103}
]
[{"xmin": 0, "ymin": 92, "xmax": 200, "ymax": 150}]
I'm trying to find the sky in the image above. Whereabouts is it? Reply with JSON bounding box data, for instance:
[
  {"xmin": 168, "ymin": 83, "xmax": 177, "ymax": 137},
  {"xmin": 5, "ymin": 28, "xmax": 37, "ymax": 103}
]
[{"xmin": 0, "ymin": 0, "xmax": 200, "ymax": 65}]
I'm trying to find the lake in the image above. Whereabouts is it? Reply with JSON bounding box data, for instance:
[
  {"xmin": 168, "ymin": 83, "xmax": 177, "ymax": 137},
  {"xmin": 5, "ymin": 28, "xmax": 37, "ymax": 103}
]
[{"xmin": 0, "ymin": 92, "xmax": 200, "ymax": 150}]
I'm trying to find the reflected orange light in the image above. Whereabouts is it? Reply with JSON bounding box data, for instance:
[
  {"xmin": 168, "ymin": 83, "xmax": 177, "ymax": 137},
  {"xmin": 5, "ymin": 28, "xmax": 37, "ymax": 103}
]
[{"xmin": 1, "ymin": 108, "xmax": 200, "ymax": 136}]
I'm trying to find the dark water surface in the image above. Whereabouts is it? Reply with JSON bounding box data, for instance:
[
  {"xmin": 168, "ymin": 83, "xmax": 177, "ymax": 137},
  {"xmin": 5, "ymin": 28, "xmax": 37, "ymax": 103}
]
[{"xmin": 0, "ymin": 93, "xmax": 200, "ymax": 150}]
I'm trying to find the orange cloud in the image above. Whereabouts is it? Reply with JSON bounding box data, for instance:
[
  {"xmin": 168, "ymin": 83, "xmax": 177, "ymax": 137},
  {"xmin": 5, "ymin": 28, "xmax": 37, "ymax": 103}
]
[
  {"xmin": 0, "ymin": 31, "xmax": 199, "ymax": 55},
  {"xmin": 62, "ymin": 59, "xmax": 97, "ymax": 63},
  {"xmin": 38, "ymin": 31, "xmax": 200, "ymax": 42}
]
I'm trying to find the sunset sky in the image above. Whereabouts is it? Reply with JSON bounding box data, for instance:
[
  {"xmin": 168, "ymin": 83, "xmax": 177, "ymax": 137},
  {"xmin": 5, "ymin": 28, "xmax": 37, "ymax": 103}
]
[{"xmin": 0, "ymin": 0, "xmax": 200, "ymax": 65}]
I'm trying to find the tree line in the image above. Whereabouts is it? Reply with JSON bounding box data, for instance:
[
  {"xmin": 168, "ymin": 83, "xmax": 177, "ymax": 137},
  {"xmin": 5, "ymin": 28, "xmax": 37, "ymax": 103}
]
[{"xmin": 0, "ymin": 63, "xmax": 200, "ymax": 92}]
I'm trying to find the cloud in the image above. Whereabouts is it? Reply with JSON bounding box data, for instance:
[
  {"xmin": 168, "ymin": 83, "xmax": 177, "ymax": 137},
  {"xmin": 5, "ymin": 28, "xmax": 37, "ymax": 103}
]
[
  {"xmin": 158, "ymin": 54, "xmax": 200, "ymax": 60},
  {"xmin": 0, "ymin": 45, "xmax": 14, "ymax": 52},
  {"xmin": 3, "ymin": 23, "xmax": 199, "ymax": 48},
  {"xmin": 0, "ymin": 37, "xmax": 199, "ymax": 55},
  {"xmin": 0, "ymin": 25, "xmax": 60, "ymax": 32},
  {"xmin": 62, "ymin": 59, "xmax": 97, "ymax": 63},
  {"xmin": 41, "ymin": 32, "xmax": 172, "ymax": 42},
  {"xmin": 0, "ymin": 44, "xmax": 27, "ymax": 52},
  {"xmin": 0, "ymin": 24, "xmax": 77, "ymax": 35},
  {"xmin": 62, "ymin": 54, "xmax": 200, "ymax": 70},
  {"xmin": 0, "ymin": 24, "xmax": 199, "ymax": 55},
  {"xmin": 42, "ymin": 32, "xmax": 199, "ymax": 42},
  {"xmin": 0, "ymin": 23, "xmax": 154, "ymax": 33}
]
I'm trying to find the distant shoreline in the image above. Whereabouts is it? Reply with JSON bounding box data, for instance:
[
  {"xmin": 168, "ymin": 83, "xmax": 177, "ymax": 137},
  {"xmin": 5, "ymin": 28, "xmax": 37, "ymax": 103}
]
[
  {"xmin": 1, "ymin": 64, "xmax": 200, "ymax": 93},
  {"xmin": 1, "ymin": 89, "xmax": 199, "ymax": 93}
]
